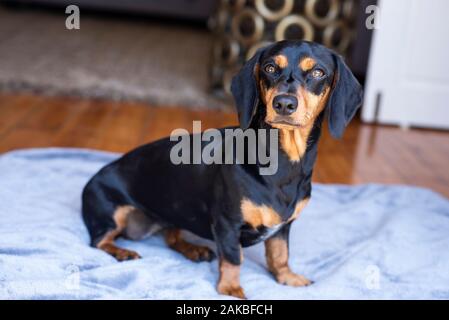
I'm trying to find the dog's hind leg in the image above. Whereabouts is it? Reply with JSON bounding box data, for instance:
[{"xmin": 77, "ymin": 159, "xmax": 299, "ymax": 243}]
[
  {"xmin": 94, "ymin": 205, "xmax": 144, "ymax": 261},
  {"xmin": 97, "ymin": 232, "xmax": 141, "ymax": 261},
  {"xmin": 164, "ymin": 229, "xmax": 215, "ymax": 262}
]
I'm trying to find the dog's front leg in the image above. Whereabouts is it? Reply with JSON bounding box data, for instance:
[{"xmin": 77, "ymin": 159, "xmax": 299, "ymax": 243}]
[
  {"xmin": 212, "ymin": 221, "xmax": 245, "ymax": 299},
  {"xmin": 265, "ymin": 222, "xmax": 312, "ymax": 287}
]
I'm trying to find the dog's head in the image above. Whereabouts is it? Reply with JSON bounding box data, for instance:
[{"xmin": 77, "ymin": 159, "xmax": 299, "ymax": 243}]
[{"xmin": 231, "ymin": 41, "xmax": 363, "ymax": 138}]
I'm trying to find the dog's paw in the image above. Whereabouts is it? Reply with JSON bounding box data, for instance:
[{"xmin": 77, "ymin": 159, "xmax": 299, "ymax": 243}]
[
  {"xmin": 217, "ymin": 284, "xmax": 247, "ymax": 299},
  {"xmin": 185, "ymin": 245, "xmax": 216, "ymax": 262},
  {"xmin": 113, "ymin": 248, "xmax": 141, "ymax": 261},
  {"xmin": 276, "ymin": 271, "xmax": 312, "ymax": 287}
]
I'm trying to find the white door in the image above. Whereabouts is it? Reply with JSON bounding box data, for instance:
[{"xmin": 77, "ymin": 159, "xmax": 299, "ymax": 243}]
[{"xmin": 362, "ymin": 0, "xmax": 449, "ymax": 130}]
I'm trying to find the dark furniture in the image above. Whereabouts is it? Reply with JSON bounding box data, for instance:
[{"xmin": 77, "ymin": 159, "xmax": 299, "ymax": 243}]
[{"xmin": 2, "ymin": 0, "xmax": 218, "ymax": 21}]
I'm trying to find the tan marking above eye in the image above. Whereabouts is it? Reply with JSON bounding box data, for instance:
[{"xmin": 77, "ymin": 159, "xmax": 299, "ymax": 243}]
[
  {"xmin": 274, "ymin": 55, "xmax": 288, "ymax": 68},
  {"xmin": 299, "ymin": 57, "xmax": 316, "ymax": 72}
]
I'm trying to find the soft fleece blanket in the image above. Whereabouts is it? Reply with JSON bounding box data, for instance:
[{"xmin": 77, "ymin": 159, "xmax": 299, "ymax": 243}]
[{"xmin": 0, "ymin": 148, "xmax": 448, "ymax": 299}]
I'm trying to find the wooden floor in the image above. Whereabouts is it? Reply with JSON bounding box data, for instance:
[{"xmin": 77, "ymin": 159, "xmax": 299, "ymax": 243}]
[{"xmin": 1, "ymin": 93, "xmax": 449, "ymax": 198}]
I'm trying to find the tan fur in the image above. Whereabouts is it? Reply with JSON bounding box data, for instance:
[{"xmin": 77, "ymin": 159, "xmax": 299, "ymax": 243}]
[
  {"xmin": 263, "ymin": 80, "xmax": 330, "ymax": 128},
  {"xmin": 217, "ymin": 258, "xmax": 245, "ymax": 299},
  {"xmin": 279, "ymin": 128, "xmax": 308, "ymax": 162},
  {"xmin": 274, "ymin": 54, "xmax": 288, "ymax": 68},
  {"xmin": 262, "ymin": 78, "xmax": 329, "ymax": 162},
  {"xmin": 97, "ymin": 205, "xmax": 135, "ymax": 248},
  {"xmin": 299, "ymin": 57, "xmax": 316, "ymax": 72},
  {"xmin": 290, "ymin": 86, "xmax": 330, "ymax": 128},
  {"xmin": 265, "ymin": 237, "xmax": 311, "ymax": 287},
  {"xmin": 164, "ymin": 229, "xmax": 214, "ymax": 262},
  {"xmin": 288, "ymin": 197, "xmax": 310, "ymax": 222},
  {"xmin": 262, "ymin": 86, "xmax": 279, "ymax": 123},
  {"xmin": 274, "ymin": 87, "xmax": 330, "ymax": 161},
  {"xmin": 113, "ymin": 205, "xmax": 134, "ymax": 228},
  {"xmin": 96, "ymin": 230, "xmax": 121, "ymax": 249},
  {"xmin": 265, "ymin": 237, "xmax": 289, "ymax": 275},
  {"xmin": 241, "ymin": 198, "xmax": 282, "ymax": 229},
  {"xmin": 96, "ymin": 205, "xmax": 141, "ymax": 260}
]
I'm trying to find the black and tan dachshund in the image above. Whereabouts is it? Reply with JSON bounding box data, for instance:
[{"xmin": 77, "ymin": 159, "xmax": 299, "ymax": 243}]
[{"xmin": 82, "ymin": 40, "xmax": 363, "ymax": 298}]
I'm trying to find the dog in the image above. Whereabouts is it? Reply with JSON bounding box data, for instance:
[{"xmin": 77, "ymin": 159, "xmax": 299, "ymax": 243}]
[{"xmin": 82, "ymin": 40, "xmax": 363, "ymax": 299}]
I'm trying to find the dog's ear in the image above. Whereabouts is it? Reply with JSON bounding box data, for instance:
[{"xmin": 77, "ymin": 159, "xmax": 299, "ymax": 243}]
[
  {"xmin": 326, "ymin": 53, "xmax": 363, "ymax": 139},
  {"xmin": 231, "ymin": 49, "xmax": 264, "ymax": 129}
]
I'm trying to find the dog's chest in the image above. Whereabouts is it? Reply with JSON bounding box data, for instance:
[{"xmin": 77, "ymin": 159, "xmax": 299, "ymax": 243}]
[
  {"xmin": 239, "ymin": 197, "xmax": 309, "ymax": 246},
  {"xmin": 240, "ymin": 221, "xmax": 286, "ymax": 247}
]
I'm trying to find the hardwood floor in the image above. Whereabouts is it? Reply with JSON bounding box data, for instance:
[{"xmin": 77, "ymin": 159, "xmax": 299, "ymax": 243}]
[{"xmin": 1, "ymin": 93, "xmax": 448, "ymax": 198}]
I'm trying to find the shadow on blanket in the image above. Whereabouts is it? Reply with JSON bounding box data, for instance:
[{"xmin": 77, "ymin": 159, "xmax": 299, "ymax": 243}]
[{"xmin": 0, "ymin": 148, "xmax": 448, "ymax": 299}]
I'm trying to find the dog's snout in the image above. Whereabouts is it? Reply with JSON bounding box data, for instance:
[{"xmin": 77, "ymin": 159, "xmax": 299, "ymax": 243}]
[{"xmin": 273, "ymin": 95, "xmax": 298, "ymax": 116}]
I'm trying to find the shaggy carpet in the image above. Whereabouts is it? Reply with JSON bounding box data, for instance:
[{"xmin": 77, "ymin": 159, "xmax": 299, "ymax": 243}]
[{"xmin": 0, "ymin": 6, "xmax": 229, "ymax": 110}]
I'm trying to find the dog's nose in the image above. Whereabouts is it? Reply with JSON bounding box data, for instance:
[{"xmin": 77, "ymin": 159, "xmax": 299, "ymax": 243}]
[{"xmin": 273, "ymin": 95, "xmax": 298, "ymax": 116}]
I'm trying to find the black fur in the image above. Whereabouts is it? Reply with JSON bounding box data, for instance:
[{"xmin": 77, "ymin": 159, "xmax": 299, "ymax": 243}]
[
  {"xmin": 231, "ymin": 47, "xmax": 265, "ymax": 129},
  {"xmin": 327, "ymin": 54, "xmax": 363, "ymax": 139}
]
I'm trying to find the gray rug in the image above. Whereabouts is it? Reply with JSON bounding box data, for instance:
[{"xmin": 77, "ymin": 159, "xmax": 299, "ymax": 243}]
[{"xmin": 0, "ymin": 7, "xmax": 230, "ymax": 110}]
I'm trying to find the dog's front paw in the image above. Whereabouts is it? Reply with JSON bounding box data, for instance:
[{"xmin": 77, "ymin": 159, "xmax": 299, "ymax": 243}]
[
  {"xmin": 276, "ymin": 271, "xmax": 312, "ymax": 287},
  {"xmin": 217, "ymin": 283, "xmax": 247, "ymax": 299},
  {"xmin": 185, "ymin": 245, "xmax": 216, "ymax": 262}
]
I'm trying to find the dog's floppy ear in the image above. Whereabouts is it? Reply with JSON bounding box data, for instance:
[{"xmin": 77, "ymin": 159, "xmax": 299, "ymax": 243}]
[
  {"xmin": 231, "ymin": 49, "xmax": 264, "ymax": 129},
  {"xmin": 327, "ymin": 53, "xmax": 363, "ymax": 139}
]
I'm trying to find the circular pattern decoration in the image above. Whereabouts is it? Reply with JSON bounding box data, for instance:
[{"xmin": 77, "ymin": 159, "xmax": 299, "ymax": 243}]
[
  {"xmin": 305, "ymin": 0, "xmax": 340, "ymax": 27},
  {"xmin": 342, "ymin": 0, "xmax": 357, "ymax": 21},
  {"xmin": 255, "ymin": 0, "xmax": 295, "ymax": 22},
  {"xmin": 214, "ymin": 9, "xmax": 229, "ymax": 33},
  {"xmin": 323, "ymin": 21, "xmax": 352, "ymax": 53},
  {"xmin": 275, "ymin": 15, "xmax": 314, "ymax": 41},
  {"xmin": 231, "ymin": 8, "xmax": 265, "ymax": 46},
  {"xmin": 213, "ymin": 36, "xmax": 240, "ymax": 66}
]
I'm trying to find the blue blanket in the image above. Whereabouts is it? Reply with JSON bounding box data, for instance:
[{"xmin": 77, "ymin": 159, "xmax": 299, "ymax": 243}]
[{"xmin": 0, "ymin": 148, "xmax": 448, "ymax": 299}]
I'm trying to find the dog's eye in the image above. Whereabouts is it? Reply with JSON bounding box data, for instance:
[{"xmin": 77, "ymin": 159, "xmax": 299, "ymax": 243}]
[
  {"xmin": 264, "ymin": 64, "xmax": 277, "ymax": 74},
  {"xmin": 311, "ymin": 69, "xmax": 325, "ymax": 78}
]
